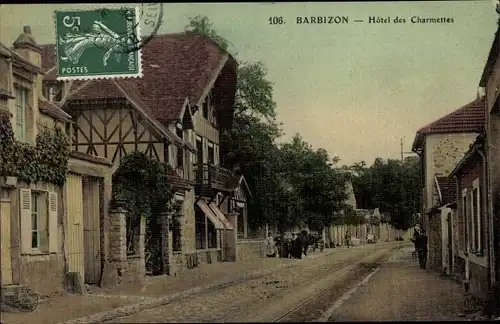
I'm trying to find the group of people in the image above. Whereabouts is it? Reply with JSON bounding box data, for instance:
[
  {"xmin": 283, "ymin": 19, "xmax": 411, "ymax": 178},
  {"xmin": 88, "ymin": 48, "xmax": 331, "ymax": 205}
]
[
  {"xmin": 265, "ymin": 231, "xmax": 309, "ymax": 259},
  {"xmin": 411, "ymin": 227, "xmax": 428, "ymax": 269}
]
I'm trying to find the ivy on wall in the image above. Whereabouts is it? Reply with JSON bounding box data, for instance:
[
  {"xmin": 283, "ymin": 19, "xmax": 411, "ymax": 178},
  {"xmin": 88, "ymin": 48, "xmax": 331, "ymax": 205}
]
[
  {"xmin": 0, "ymin": 109, "xmax": 70, "ymax": 186},
  {"xmin": 112, "ymin": 151, "xmax": 174, "ymax": 274}
]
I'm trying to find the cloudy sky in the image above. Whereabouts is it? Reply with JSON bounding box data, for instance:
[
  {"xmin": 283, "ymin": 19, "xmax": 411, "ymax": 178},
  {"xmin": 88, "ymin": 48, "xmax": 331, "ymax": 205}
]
[{"xmin": 0, "ymin": 2, "xmax": 497, "ymax": 166}]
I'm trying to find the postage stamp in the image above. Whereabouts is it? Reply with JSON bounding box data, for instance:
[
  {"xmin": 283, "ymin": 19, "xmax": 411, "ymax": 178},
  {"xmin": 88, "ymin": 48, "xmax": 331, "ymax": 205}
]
[{"xmin": 55, "ymin": 7, "xmax": 144, "ymax": 80}]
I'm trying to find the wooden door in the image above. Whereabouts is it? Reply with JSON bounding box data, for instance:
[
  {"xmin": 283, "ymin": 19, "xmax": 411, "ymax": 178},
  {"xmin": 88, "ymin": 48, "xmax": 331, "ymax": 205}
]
[
  {"xmin": 66, "ymin": 173, "xmax": 85, "ymax": 280},
  {"xmin": 83, "ymin": 176, "xmax": 101, "ymax": 284},
  {"xmin": 1, "ymin": 199, "xmax": 12, "ymax": 285}
]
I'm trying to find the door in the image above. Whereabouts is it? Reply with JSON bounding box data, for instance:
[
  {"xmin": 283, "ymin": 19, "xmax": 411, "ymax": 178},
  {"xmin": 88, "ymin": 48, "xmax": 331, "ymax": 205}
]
[
  {"xmin": 83, "ymin": 176, "xmax": 101, "ymax": 284},
  {"xmin": 1, "ymin": 198, "xmax": 12, "ymax": 285},
  {"xmin": 66, "ymin": 173, "xmax": 85, "ymax": 280},
  {"xmin": 447, "ymin": 214, "xmax": 453, "ymax": 274}
]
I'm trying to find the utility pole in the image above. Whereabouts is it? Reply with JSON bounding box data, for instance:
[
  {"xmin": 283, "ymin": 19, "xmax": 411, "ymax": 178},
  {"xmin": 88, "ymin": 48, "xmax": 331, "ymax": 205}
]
[
  {"xmin": 400, "ymin": 137, "xmax": 415, "ymax": 163},
  {"xmin": 401, "ymin": 138, "xmax": 404, "ymax": 163}
]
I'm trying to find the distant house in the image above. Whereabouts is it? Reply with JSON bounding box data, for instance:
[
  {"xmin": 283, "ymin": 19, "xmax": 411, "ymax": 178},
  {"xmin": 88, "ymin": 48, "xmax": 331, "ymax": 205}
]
[
  {"xmin": 412, "ymin": 96, "xmax": 485, "ymax": 277},
  {"xmin": 450, "ymin": 133, "xmax": 488, "ymax": 298}
]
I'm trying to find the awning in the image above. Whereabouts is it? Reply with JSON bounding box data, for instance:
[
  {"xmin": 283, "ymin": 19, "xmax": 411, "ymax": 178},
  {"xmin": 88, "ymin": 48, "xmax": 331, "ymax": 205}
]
[
  {"xmin": 196, "ymin": 200, "xmax": 224, "ymax": 229},
  {"xmin": 209, "ymin": 202, "xmax": 234, "ymax": 230}
]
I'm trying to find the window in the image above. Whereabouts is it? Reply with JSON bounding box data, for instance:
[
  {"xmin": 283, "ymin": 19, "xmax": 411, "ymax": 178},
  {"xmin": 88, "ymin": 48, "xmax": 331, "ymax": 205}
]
[
  {"xmin": 207, "ymin": 143, "xmax": 214, "ymax": 165},
  {"xmin": 195, "ymin": 209, "xmax": 206, "ymax": 250},
  {"xmin": 31, "ymin": 192, "xmax": 43, "ymax": 249},
  {"xmin": 176, "ymin": 127, "xmax": 184, "ymax": 170},
  {"xmin": 207, "ymin": 221, "xmax": 217, "ymax": 249},
  {"xmin": 196, "ymin": 137, "xmax": 203, "ymax": 164},
  {"xmin": 462, "ymin": 189, "xmax": 468, "ymax": 251},
  {"xmin": 43, "ymin": 83, "xmax": 63, "ymax": 102},
  {"xmin": 15, "ymin": 87, "xmax": 27, "ymax": 142},
  {"xmin": 472, "ymin": 179, "xmax": 483, "ymax": 255},
  {"xmin": 202, "ymin": 97, "xmax": 209, "ymax": 119}
]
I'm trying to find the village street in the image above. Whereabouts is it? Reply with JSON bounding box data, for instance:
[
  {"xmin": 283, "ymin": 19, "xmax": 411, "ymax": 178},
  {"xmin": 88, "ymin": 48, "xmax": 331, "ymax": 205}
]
[
  {"xmin": 96, "ymin": 242, "xmax": 465, "ymax": 323},
  {"xmin": 102, "ymin": 243, "xmax": 399, "ymax": 323}
]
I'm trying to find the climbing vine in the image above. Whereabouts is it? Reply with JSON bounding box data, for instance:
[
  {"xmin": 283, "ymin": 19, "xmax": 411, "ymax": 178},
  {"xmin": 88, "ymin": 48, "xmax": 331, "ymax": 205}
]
[
  {"xmin": 112, "ymin": 151, "xmax": 174, "ymax": 274},
  {"xmin": 0, "ymin": 109, "xmax": 70, "ymax": 186}
]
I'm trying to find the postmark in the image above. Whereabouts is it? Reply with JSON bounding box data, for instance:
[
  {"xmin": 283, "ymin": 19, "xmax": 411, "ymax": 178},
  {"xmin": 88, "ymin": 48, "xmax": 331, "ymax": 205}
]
[{"xmin": 54, "ymin": 4, "xmax": 163, "ymax": 80}]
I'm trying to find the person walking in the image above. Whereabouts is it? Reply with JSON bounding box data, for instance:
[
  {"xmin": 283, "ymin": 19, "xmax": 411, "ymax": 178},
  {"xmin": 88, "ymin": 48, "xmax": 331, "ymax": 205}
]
[
  {"xmin": 415, "ymin": 229, "xmax": 428, "ymax": 269},
  {"xmin": 345, "ymin": 231, "xmax": 351, "ymax": 248},
  {"xmin": 411, "ymin": 228, "xmax": 420, "ymax": 260},
  {"xmin": 300, "ymin": 230, "xmax": 309, "ymax": 257},
  {"xmin": 265, "ymin": 232, "xmax": 276, "ymax": 258},
  {"xmin": 293, "ymin": 233, "xmax": 303, "ymax": 259}
]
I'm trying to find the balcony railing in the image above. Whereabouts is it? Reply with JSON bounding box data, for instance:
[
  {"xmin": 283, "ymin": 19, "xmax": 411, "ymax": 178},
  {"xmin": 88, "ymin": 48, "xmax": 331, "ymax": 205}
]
[{"xmin": 194, "ymin": 163, "xmax": 233, "ymax": 192}]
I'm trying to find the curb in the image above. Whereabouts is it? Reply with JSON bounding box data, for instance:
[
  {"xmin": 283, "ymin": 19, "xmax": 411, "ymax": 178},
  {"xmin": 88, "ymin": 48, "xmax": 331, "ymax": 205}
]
[{"xmin": 58, "ymin": 247, "xmax": 344, "ymax": 323}]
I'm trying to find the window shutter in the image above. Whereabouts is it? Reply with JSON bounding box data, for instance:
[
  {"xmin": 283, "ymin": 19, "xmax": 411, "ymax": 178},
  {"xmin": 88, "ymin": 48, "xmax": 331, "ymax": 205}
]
[
  {"xmin": 48, "ymin": 192, "xmax": 58, "ymax": 253},
  {"xmin": 20, "ymin": 188, "xmax": 31, "ymax": 254}
]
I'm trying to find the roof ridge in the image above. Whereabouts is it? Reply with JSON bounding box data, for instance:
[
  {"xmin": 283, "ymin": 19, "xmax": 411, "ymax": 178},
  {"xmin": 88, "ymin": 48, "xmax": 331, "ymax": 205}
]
[{"xmin": 417, "ymin": 96, "xmax": 486, "ymax": 134}]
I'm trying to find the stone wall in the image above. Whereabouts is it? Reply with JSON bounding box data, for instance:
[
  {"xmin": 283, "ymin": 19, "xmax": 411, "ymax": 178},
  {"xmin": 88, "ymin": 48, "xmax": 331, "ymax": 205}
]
[
  {"xmin": 19, "ymin": 254, "xmax": 65, "ymax": 297},
  {"xmin": 101, "ymin": 208, "xmax": 145, "ymax": 289},
  {"xmin": 237, "ymin": 240, "xmax": 264, "ymax": 262},
  {"xmin": 180, "ymin": 190, "xmax": 196, "ymax": 253},
  {"xmin": 424, "ymin": 133, "xmax": 478, "ymax": 213}
]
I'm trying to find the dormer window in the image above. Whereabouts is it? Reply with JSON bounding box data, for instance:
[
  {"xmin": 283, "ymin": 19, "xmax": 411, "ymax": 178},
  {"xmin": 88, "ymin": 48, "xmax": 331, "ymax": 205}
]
[
  {"xmin": 202, "ymin": 96, "xmax": 209, "ymax": 120},
  {"xmin": 43, "ymin": 82, "xmax": 62, "ymax": 102},
  {"xmin": 201, "ymin": 91, "xmax": 217, "ymax": 125}
]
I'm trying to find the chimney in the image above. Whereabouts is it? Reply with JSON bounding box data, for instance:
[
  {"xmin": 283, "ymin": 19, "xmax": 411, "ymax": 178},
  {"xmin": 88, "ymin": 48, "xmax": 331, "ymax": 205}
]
[{"xmin": 13, "ymin": 25, "xmax": 42, "ymax": 67}]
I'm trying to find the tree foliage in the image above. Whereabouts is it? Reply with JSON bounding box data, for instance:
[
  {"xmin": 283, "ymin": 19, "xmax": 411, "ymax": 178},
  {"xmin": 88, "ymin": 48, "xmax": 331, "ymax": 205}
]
[
  {"xmin": 347, "ymin": 156, "xmax": 421, "ymax": 230},
  {"xmin": 112, "ymin": 151, "xmax": 173, "ymax": 221}
]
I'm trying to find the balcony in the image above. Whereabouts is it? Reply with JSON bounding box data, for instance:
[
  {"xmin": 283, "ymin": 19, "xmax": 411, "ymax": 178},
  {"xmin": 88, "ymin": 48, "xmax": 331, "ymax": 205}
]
[{"xmin": 194, "ymin": 163, "xmax": 234, "ymax": 194}]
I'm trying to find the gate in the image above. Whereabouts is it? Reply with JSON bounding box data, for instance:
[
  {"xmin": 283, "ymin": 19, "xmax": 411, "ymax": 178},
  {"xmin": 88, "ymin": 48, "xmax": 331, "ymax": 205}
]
[{"xmin": 82, "ymin": 176, "xmax": 101, "ymax": 284}]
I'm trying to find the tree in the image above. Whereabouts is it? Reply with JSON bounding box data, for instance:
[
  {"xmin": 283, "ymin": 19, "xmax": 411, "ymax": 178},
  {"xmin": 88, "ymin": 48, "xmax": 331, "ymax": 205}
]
[
  {"xmin": 345, "ymin": 156, "xmax": 421, "ymax": 230},
  {"xmin": 185, "ymin": 15, "xmax": 231, "ymax": 51},
  {"xmin": 278, "ymin": 134, "xmax": 348, "ymax": 230}
]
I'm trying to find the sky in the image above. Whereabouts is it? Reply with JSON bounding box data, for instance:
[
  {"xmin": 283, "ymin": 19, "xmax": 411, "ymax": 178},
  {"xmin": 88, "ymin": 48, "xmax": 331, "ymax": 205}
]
[{"xmin": 0, "ymin": 2, "xmax": 497, "ymax": 166}]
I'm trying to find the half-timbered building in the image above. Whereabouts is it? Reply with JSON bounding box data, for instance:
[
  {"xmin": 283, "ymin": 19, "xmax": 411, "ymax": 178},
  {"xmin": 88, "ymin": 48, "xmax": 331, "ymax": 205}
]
[
  {"xmin": 40, "ymin": 32, "xmax": 250, "ymax": 274},
  {"xmin": 0, "ymin": 26, "xmax": 113, "ymax": 296}
]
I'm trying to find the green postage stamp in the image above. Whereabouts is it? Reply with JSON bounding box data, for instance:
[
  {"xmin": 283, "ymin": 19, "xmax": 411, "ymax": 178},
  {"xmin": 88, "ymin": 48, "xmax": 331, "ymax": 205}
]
[{"xmin": 55, "ymin": 8, "xmax": 142, "ymax": 80}]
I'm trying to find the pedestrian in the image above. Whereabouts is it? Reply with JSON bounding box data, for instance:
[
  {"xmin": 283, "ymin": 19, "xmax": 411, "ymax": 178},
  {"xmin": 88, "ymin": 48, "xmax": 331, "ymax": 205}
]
[
  {"xmin": 282, "ymin": 233, "xmax": 291, "ymax": 258},
  {"xmin": 289, "ymin": 233, "xmax": 296, "ymax": 258},
  {"xmin": 300, "ymin": 230, "xmax": 309, "ymax": 257},
  {"xmin": 415, "ymin": 229, "xmax": 428, "ymax": 269},
  {"xmin": 345, "ymin": 231, "xmax": 351, "ymax": 248},
  {"xmin": 265, "ymin": 232, "xmax": 276, "ymax": 258},
  {"xmin": 274, "ymin": 232, "xmax": 282, "ymax": 258},
  {"xmin": 411, "ymin": 228, "xmax": 420, "ymax": 260},
  {"xmin": 293, "ymin": 233, "xmax": 303, "ymax": 259}
]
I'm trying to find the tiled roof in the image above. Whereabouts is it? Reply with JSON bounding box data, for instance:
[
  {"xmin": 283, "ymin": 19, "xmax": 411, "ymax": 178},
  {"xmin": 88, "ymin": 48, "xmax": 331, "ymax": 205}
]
[
  {"xmin": 435, "ymin": 176, "xmax": 457, "ymax": 206},
  {"xmin": 412, "ymin": 96, "xmax": 486, "ymax": 151},
  {"xmin": 417, "ymin": 97, "xmax": 486, "ymax": 135},
  {"xmin": 39, "ymin": 32, "xmax": 234, "ymax": 124},
  {"xmin": 38, "ymin": 99, "xmax": 71, "ymax": 122}
]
